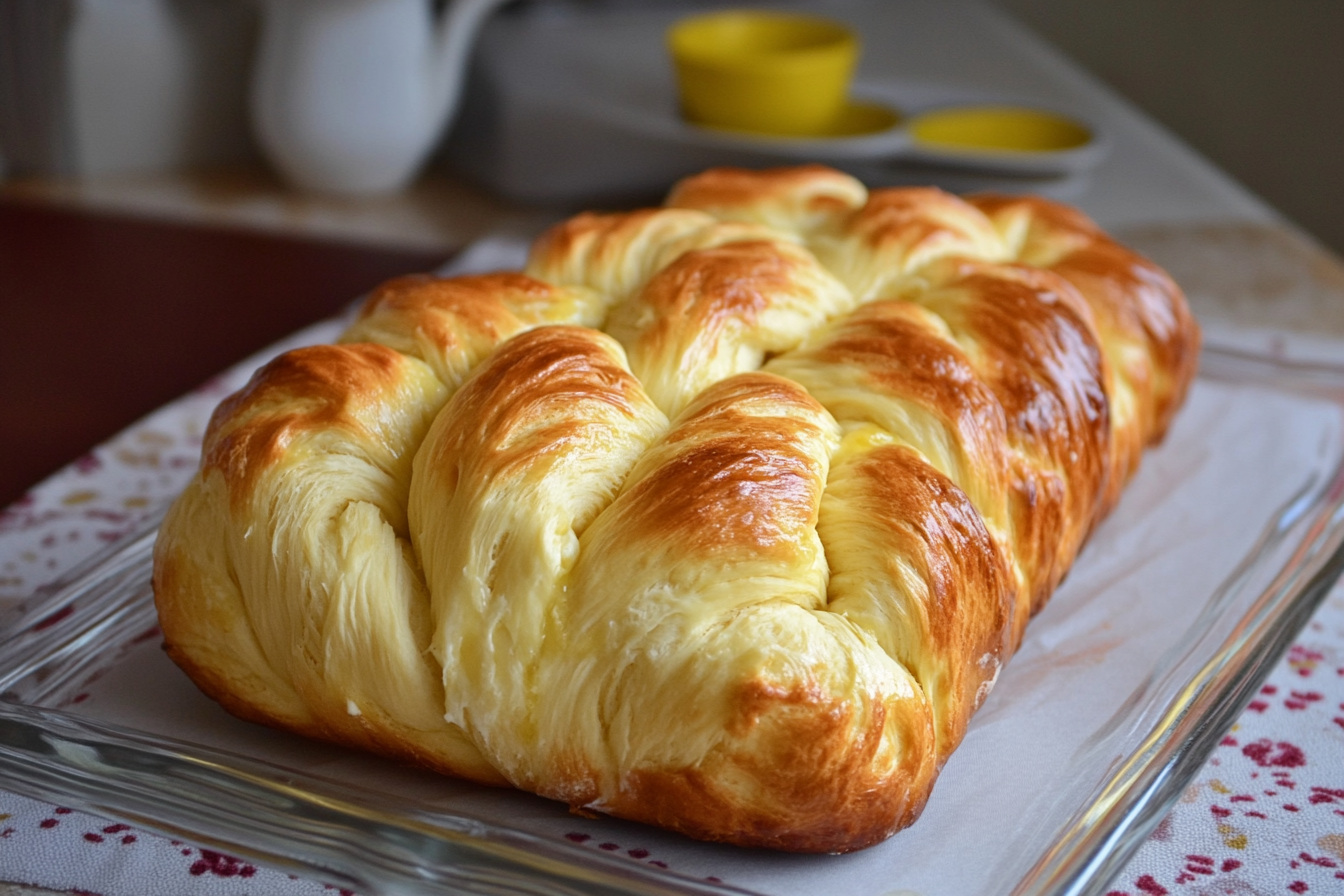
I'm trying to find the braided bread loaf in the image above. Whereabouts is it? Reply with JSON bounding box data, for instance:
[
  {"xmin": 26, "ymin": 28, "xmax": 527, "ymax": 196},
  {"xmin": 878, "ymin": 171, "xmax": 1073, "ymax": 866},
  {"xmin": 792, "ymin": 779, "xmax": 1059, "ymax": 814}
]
[{"xmin": 153, "ymin": 165, "xmax": 1199, "ymax": 852}]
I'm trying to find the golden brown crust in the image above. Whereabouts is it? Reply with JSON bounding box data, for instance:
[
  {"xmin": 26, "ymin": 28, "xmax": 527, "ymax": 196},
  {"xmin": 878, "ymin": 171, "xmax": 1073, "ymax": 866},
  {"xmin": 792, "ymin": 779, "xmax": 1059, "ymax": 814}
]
[
  {"xmin": 608, "ymin": 239, "xmax": 853, "ymax": 416},
  {"xmin": 823, "ymin": 442, "xmax": 1013, "ymax": 764},
  {"xmin": 815, "ymin": 186, "xmax": 1009, "ymax": 302},
  {"xmin": 540, "ymin": 373, "xmax": 936, "ymax": 850},
  {"xmin": 154, "ymin": 166, "xmax": 1199, "ymax": 853},
  {"xmin": 967, "ymin": 194, "xmax": 1202, "ymax": 511},
  {"xmin": 592, "ymin": 372, "xmax": 830, "ymax": 561},
  {"xmin": 611, "ymin": 672, "xmax": 933, "ymax": 853},
  {"xmin": 200, "ymin": 343, "xmax": 409, "ymax": 510},
  {"xmin": 339, "ymin": 272, "xmax": 608, "ymax": 388},
  {"xmin": 664, "ymin": 163, "xmax": 868, "ymax": 236},
  {"xmin": 911, "ymin": 260, "xmax": 1111, "ymax": 620}
]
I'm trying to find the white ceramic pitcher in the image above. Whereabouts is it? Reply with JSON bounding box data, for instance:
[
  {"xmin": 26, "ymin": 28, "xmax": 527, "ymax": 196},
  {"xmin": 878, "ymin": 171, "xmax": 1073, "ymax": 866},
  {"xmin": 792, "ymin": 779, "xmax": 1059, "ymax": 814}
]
[{"xmin": 251, "ymin": 0, "xmax": 512, "ymax": 195}]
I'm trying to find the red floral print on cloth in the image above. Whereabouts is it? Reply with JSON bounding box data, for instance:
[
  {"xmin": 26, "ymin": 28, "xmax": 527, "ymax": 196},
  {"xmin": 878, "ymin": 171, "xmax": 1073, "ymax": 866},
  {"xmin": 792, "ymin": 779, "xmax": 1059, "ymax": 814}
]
[
  {"xmin": 0, "ymin": 792, "xmax": 342, "ymax": 896},
  {"xmin": 562, "ymin": 831, "xmax": 683, "ymax": 875},
  {"xmin": 1108, "ymin": 594, "xmax": 1344, "ymax": 896}
]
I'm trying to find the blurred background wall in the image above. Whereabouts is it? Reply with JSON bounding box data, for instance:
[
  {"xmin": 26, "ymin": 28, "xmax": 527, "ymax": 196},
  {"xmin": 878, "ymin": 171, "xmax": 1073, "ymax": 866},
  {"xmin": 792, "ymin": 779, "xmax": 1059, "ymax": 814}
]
[
  {"xmin": 3, "ymin": 0, "xmax": 1342, "ymax": 256},
  {"xmin": 993, "ymin": 0, "xmax": 1344, "ymax": 256},
  {"xmin": 0, "ymin": 0, "xmax": 257, "ymax": 177}
]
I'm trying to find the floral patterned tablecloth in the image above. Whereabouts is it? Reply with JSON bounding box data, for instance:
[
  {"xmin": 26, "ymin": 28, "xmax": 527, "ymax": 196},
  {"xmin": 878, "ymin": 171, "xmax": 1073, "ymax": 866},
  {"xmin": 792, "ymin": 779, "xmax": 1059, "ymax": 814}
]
[{"xmin": 2, "ymin": 237, "xmax": 1342, "ymax": 896}]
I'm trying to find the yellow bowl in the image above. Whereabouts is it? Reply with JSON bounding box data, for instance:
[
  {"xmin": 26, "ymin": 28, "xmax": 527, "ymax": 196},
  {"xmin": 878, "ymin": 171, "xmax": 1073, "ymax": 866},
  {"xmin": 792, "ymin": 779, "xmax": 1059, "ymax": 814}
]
[
  {"xmin": 909, "ymin": 105, "xmax": 1092, "ymax": 153},
  {"xmin": 668, "ymin": 10, "xmax": 859, "ymax": 137}
]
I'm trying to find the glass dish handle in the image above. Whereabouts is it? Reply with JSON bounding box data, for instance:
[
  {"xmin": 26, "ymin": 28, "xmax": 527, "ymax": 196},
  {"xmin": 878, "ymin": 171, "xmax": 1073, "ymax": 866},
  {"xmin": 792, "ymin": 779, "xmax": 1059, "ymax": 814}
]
[{"xmin": 0, "ymin": 503, "xmax": 168, "ymax": 702}]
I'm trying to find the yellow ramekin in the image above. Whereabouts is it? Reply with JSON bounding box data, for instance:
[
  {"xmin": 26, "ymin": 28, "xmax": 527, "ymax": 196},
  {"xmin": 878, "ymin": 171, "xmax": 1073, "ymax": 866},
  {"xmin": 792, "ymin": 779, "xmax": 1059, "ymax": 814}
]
[
  {"xmin": 909, "ymin": 106, "xmax": 1092, "ymax": 153},
  {"xmin": 668, "ymin": 10, "xmax": 859, "ymax": 137}
]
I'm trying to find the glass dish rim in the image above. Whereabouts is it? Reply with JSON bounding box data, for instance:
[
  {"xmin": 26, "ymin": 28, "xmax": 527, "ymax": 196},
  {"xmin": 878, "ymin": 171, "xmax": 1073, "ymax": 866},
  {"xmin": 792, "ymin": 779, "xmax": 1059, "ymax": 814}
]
[{"xmin": 2, "ymin": 343, "xmax": 1344, "ymax": 896}]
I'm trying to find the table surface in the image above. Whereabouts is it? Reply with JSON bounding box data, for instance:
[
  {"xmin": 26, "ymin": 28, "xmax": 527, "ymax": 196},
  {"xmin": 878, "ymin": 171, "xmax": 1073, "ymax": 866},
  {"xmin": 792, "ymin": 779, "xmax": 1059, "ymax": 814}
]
[{"xmin": 2, "ymin": 2, "xmax": 1343, "ymax": 895}]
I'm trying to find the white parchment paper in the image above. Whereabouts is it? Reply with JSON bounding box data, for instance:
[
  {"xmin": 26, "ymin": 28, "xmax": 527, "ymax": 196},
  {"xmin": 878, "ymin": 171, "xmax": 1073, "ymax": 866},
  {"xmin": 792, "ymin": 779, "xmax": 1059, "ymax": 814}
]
[{"xmin": 54, "ymin": 291, "xmax": 1344, "ymax": 896}]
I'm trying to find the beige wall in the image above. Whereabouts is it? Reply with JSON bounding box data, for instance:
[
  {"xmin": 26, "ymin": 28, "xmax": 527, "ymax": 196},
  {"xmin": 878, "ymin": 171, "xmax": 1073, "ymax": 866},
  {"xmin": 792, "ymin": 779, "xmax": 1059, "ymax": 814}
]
[{"xmin": 995, "ymin": 0, "xmax": 1344, "ymax": 256}]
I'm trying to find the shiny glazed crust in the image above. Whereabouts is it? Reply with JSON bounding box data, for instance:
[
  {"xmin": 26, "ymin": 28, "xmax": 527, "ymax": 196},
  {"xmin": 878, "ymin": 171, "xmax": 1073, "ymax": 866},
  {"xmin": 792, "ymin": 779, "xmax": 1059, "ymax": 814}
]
[{"xmin": 153, "ymin": 166, "xmax": 1200, "ymax": 853}]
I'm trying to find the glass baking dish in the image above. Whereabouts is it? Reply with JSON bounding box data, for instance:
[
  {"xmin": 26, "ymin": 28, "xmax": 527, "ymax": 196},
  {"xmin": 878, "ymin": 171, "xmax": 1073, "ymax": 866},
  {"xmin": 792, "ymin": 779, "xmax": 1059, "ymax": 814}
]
[{"xmin": 2, "ymin": 343, "xmax": 1343, "ymax": 896}]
